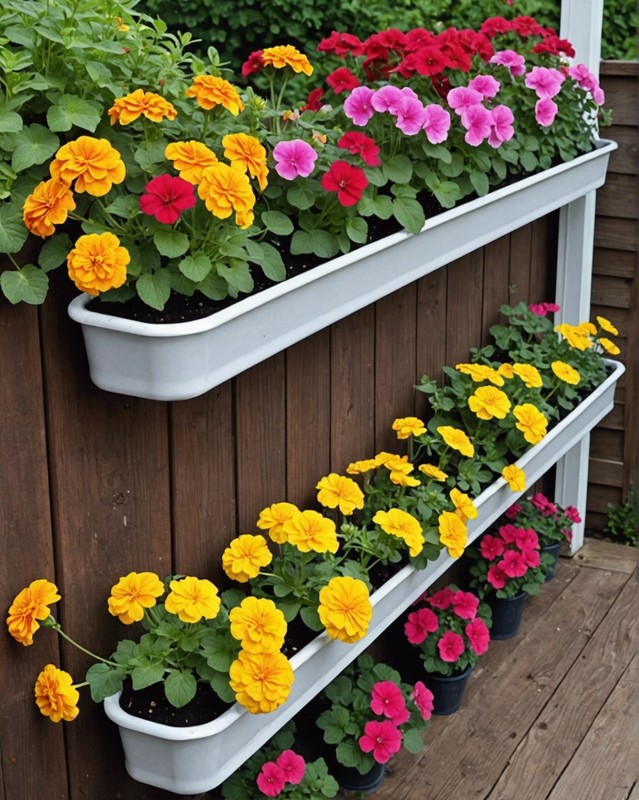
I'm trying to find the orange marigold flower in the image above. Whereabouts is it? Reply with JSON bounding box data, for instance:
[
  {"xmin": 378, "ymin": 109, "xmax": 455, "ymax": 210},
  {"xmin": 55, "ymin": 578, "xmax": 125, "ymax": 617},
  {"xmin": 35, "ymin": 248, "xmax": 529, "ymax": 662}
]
[
  {"xmin": 318, "ymin": 576, "xmax": 372, "ymax": 643},
  {"xmin": 316, "ymin": 473, "xmax": 364, "ymax": 516},
  {"xmin": 164, "ymin": 576, "xmax": 221, "ymax": 623},
  {"xmin": 513, "ymin": 403, "xmax": 548, "ymax": 445},
  {"xmin": 468, "ymin": 386, "xmax": 511, "ymax": 420},
  {"xmin": 66, "ymin": 232, "xmax": 129, "ymax": 296},
  {"xmin": 107, "ymin": 571, "xmax": 164, "ymax": 625},
  {"xmin": 436, "ymin": 426, "xmax": 474, "ymax": 457},
  {"xmin": 22, "ymin": 178, "xmax": 76, "ymax": 238},
  {"xmin": 502, "ymin": 464, "xmax": 527, "ymax": 492},
  {"xmin": 392, "ymin": 416, "xmax": 426, "ymax": 439},
  {"xmin": 198, "ymin": 162, "xmax": 255, "ymax": 228},
  {"xmin": 229, "ymin": 649, "xmax": 294, "ymax": 713},
  {"xmin": 438, "ymin": 511, "xmax": 467, "ymax": 559},
  {"xmin": 283, "ymin": 510, "xmax": 339, "ymax": 554},
  {"xmin": 34, "ymin": 665, "xmax": 80, "ymax": 723},
  {"xmin": 229, "ymin": 596, "xmax": 287, "ymax": 653},
  {"xmin": 6, "ymin": 579, "xmax": 60, "ymax": 646},
  {"xmin": 261, "ymin": 45, "xmax": 313, "ymax": 76},
  {"xmin": 165, "ymin": 140, "xmax": 218, "ymax": 184},
  {"xmin": 222, "ymin": 133, "xmax": 269, "ymax": 191},
  {"xmin": 222, "ymin": 534, "xmax": 273, "ymax": 582},
  {"xmin": 256, "ymin": 502, "xmax": 299, "ymax": 544},
  {"xmin": 108, "ymin": 89, "xmax": 177, "ymax": 125},
  {"xmin": 51, "ymin": 136, "xmax": 125, "ymax": 197},
  {"xmin": 185, "ymin": 75, "xmax": 245, "ymax": 115}
]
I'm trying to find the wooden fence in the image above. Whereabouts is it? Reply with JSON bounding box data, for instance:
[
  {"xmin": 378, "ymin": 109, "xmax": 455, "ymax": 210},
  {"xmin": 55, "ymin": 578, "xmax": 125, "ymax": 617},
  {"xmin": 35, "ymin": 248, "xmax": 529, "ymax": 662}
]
[{"xmin": 0, "ymin": 63, "xmax": 635, "ymax": 800}]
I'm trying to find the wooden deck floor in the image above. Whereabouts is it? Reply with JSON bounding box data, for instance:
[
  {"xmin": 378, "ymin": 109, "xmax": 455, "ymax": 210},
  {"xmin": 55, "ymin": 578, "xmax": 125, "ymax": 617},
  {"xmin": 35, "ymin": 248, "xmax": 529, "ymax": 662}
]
[{"xmin": 374, "ymin": 538, "xmax": 638, "ymax": 800}]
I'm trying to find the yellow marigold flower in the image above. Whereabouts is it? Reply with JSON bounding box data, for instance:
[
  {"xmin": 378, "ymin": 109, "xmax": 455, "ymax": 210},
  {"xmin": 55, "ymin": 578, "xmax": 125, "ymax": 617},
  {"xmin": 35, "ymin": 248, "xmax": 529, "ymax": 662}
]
[
  {"xmin": 107, "ymin": 571, "xmax": 164, "ymax": 625},
  {"xmin": 6, "ymin": 579, "xmax": 60, "ymax": 646},
  {"xmin": 450, "ymin": 488, "xmax": 478, "ymax": 523},
  {"xmin": 596, "ymin": 316, "xmax": 619, "ymax": 336},
  {"xmin": 283, "ymin": 510, "xmax": 339, "ymax": 554},
  {"xmin": 261, "ymin": 45, "xmax": 313, "ymax": 76},
  {"xmin": 222, "ymin": 534, "xmax": 273, "ymax": 583},
  {"xmin": 229, "ymin": 596, "xmax": 287, "ymax": 654},
  {"xmin": 468, "ymin": 386, "xmax": 511, "ymax": 420},
  {"xmin": 512, "ymin": 363, "xmax": 543, "ymax": 388},
  {"xmin": 555, "ymin": 323, "xmax": 593, "ymax": 351},
  {"xmin": 67, "ymin": 232, "xmax": 129, "ymax": 296},
  {"xmin": 502, "ymin": 464, "xmax": 526, "ymax": 492},
  {"xmin": 223, "ymin": 133, "xmax": 269, "ymax": 191},
  {"xmin": 418, "ymin": 464, "xmax": 448, "ymax": 481},
  {"xmin": 373, "ymin": 508, "xmax": 424, "ymax": 556},
  {"xmin": 455, "ymin": 363, "xmax": 504, "ymax": 386},
  {"xmin": 256, "ymin": 502, "xmax": 299, "ymax": 544},
  {"xmin": 513, "ymin": 403, "xmax": 548, "ymax": 445},
  {"xmin": 51, "ymin": 136, "xmax": 125, "ymax": 196},
  {"xmin": 598, "ymin": 337, "xmax": 621, "ymax": 355},
  {"xmin": 390, "ymin": 470, "xmax": 421, "ymax": 488},
  {"xmin": 375, "ymin": 452, "xmax": 413, "ymax": 474},
  {"xmin": 497, "ymin": 363, "xmax": 515, "ymax": 379},
  {"xmin": 185, "ymin": 75, "xmax": 245, "ymax": 115},
  {"xmin": 22, "ymin": 178, "xmax": 76, "ymax": 238},
  {"xmin": 318, "ymin": 576, "xmax": 372, "ymax": 643},
  {"xmin": 436, "ymin": 426, "xmax": 474, "ymax": 457},
  {"xmin": 346, "ymin": 458, "xmax": 378, "ymax": 475},
  {"xmin": 164, "ymin": 576, "xmax": 221, "ymax": 623},
  {"xmin": 575, "ymin": 321, "xmax": 597, "ymax": 336},
  {"xmin": 108, "ymin": 89, "xmax": 177, "ymax": 126},
  {"xmin": 114, "ymin": 15, "xmax": 129, "ymax": 31},
  {"xmin": 551, "ymin": 361, "xmax": 581, "ymax": 385},
  {"xmin": 438, "ymin": 511, "xmax": 467, "ymax": 559},
  {"xmin": 229, "ymin": 649, "xmax": 294, "ymax": 714},
  {"xmin": 316, "ymin": 473, "xmax": 365, "ymax": 516},
  {"xmin": 198, "ymin": 162, "xmax": 255, "ymax": 229},
  {"xmin": 165, "ymin": 141, "xmax": 218, "ymax": 185},
  {"xmin": 34, "ymin": 665, "xmax": 79, "ymax": 723},
  {"xmin": 392, "ymin": 416, "xmax": 426, "ymax": 439}
]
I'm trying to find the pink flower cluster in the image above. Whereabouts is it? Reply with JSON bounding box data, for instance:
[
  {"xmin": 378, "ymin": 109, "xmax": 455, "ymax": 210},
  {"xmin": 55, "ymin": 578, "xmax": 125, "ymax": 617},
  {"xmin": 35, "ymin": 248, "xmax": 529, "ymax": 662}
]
[
  {"xmin": 528, "ymin": 301, "xmax": 561, "ymax": 316},
  {"xmin": 404, "ymin": 586, "xmax": 490, "ymax": 663},
  {"xmin": 447, "ymin": 78, "xmax": 514, "ymax": 147},
  {"xmin": 358, "ymin": 679, "xmax": 434, "ymax": 763},
  {"xmin": 256, "ymin": 750, "xmax": 306, "ymax": 797},
  {"xmin": 480, "ymin": 524, "xmax": 541, "ymax": 590}
]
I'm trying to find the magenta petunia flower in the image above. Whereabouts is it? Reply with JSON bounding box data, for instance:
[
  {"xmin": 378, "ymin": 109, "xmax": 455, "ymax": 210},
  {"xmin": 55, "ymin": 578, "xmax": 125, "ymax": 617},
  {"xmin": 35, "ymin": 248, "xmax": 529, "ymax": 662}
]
[
  {"xmin": 326, "ymin": 66, "xmax": 360, "ymax": 94},
  {"xmin": 447, "ymin": 86, "xmax": 483, "ymax": 116},
  {"xmin": 404, "ymin": 607, "xmax": 439, "ymax": 644},
  {"xmin": 461, "ymin": 104, "xmax": 492, "ymax": 146},
  {"xmin": 371, "ymin": 85, "xmax": 404, "ymax": 115},
  {"xmin": 343, "ymin": 85, "xmax": 376, "ymax": 126},
  {"xmin": 479, "ymin": 534, "xmax": 505, "ymax": 561},
  {"xmin": 564, "ymin": 505, "xmax": 582, "ymax": 524},
  {"xmin": 276, "ymin": 750, "xmax": 305, "ymax": 785},
  {"xmin": 535, "ymin": 97, "xmax": 558, "ymax": 126},
  {"xmin": 256, "ymin": 762, "xmax": 287, "ymax": 797},
  {"xmin": 468, "ymin": 75, "xmax": 501, "ymax": 99},
  {"xmin": 427, "ymin": 586, "xmax": 455, "ymax": 609},
  {"xmin": 489, "ymin": 49, "xmax": 526, "ymax": 76},
  {"xmin": 487, "ymin": 562, "xmax": 508, "ymax": 589},
  {"xmin": 139, "ymin": 174, "xmax": 196, "ymax": 224},
  {"xmin": 394, "ymin": 95, "xmax": 427, "ymax": 135},
  {"xmin": 412, "ymin": 681, "xmax": 434, "ymax": 720},
  {"xmin": 321, "ymin": 160, "xmax": 368, "ymax": 206},
  {"xmin": 501, "ymin": 549, "xmax": 528, "ymax": 578},
  {"xmin": 498, "ymin": 524, "xmax": 519, "ymax": 544},
  {"xmin": 451, "ymin": 590, "xmax": 479, "ymax": 620},
  {"xmin": 337, "ymin": 132, "xmax": 381, "ymax": 166},
  {"xmin": 371, "ymin": 681, "xmax": 410, "ymax": 724},
  {"xmin": 525, "ymin": 66, "xmax": 565, "ymax": 99},
  {"xmin": 521, "ymin": 546, "xmax": 541, "ymax": 569},
  {"xmin": 272, "ymin": 139, "xmax": 318, "ymax": 180},
  {"xmin": 529, "ymin": 303, "xmax": 548, "ymax": 316},
  {"xmin": 466, "ymin": 618, "xmax": 490, "ymax": 655},
  {"xmin": 437, "ymin": 630, "xmax": 465, "ymax": 662},
  {"xmin": 488, "ymin": 104, "xmax": 514, "ymax": 148},
  {"xmin": 422, "ymin": 104, "xmax": 451, "ymax": 144},
  {"xmin": 359, "ymin": 720, "xmax": 402, "ymax": 763},
  {"xmin": 544, "ymin": 302, "xmax": 561, "ymax": 313},
  {"xmin": 514, "ymin": 526, "xmax": 539, "ymax": 552},
  {"xmin": 504, "ymin": 501, "xmax": 522, "ymax": 520},
  {"xmin": 531, "ymin": 492, "xmax": 551, "ymax": 511}
]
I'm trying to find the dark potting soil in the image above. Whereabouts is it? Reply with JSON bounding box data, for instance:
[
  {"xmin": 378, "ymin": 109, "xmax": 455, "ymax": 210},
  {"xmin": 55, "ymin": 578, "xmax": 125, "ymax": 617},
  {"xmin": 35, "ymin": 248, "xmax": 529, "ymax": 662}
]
[{"xmin": 119, "ymin": 679, "xmax": 233, "ymax": 727}]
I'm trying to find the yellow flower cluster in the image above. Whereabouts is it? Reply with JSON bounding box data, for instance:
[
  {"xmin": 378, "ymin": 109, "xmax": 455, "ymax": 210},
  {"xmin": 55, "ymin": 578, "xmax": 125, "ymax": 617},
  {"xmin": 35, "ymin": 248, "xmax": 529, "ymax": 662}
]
[
  {"xmin": 318, "ymin": 576, "xmax": 372, "ymax": 643},
  {"xmin": 373, "ymin": 508, "xmax": 424, "ymax": 557}
]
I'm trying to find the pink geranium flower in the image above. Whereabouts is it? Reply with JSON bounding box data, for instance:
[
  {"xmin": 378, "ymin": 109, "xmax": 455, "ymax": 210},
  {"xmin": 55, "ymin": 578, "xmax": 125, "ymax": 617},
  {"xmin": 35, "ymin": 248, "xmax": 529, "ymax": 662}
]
[
  {"xmin": 327, "ymin": 66, "xmax": 360, "ymax": 94},
  {"xmin": 257, "ymin": 762, "xmax": 287, "ymax": 797},
  {"xmin": 451, "ymin": 590, "xmax": 479, "ymax": 620},
  {"xmin": 498, "ymin": 524, "xmax": 519, "ymax": 544},
  {"xmin": 466, "ymin": 618, "xmax": 490, "ymax": 655},
  {"xmin": 490, "ymin": 49, "xmax": 526, "ymax": 76},
  {"xmin": 394, "ymin": 95, "xmax": 427, "ymax": 135},
  {"xmin": 359, "ymin": 720, "xmax": 402, "ymax": 763},
  {"xmin": 337, "ymin": 132, "xmax": 381, "ymax": 166},
  {"xmin": 139, "ymin": 175, "xmax": 196, "ymax": 224},
  {"xmin": 321, "ymin": 160, "xmax": 368, "ymax": 206},
  {"xmin": 487, "ymin": 562, "xmax": 508, "ymax": 590},
  {"xmin": 343, "ymin": 85, "xmax": 376, "ymax": 125},
  {"xmin": 529, "ymin": 303, "xmax": 548, "ymax": 316},
  {"xmin": 422, "ymin": 104, "xmax": 451, "ymax": 144},
  {"xmin": 461, "ymin": 104, "xmax": 492, "ymax": 146},
  {"xmin": 437, "ymin": 630, "xmax": 465, "ymax": 662},
  {"xmin": 272, "ymin": 139, "xmax": 318, "ymax": 180},
  {"xmin": 412, "ymin": 681, "xmax": 434, "ymax": 719},
  {"xmin": 276, "ymin": 750, "xmax": 305, "ymax": 785},
  {"xmin": 504, "ymin": 501, "xmax": 522, "ymax": 520},
  {"xmin": 514, "ymin": 527, "xmax": 539, "ymax": 551},
  {"xmin": 488, "ymin": 104, "xmax": 514, "ymax": 148},
  {"xmin": 404, "ymin": 607, "xmax": 439, "ymax": 644},
  {"xmin": 371, "ymin": 681, "xmax": 410, "ymax": 724},
  {"xmin": 525, "ymin": 66, "xmax": 565, "ymax": 99},
  {"xmin": 564, "ymin": 505, "xmax": 582, "ymax": 524},
  {"xmin": 371, "ymin": 85, "xmax": 404, "ymax": 115}
]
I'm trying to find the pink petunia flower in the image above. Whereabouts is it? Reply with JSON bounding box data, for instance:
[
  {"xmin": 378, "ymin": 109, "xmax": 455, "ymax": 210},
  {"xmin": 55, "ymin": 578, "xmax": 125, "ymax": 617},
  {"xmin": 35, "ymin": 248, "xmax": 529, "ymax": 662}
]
[
  {"xmin": 564, "ymin": 505, "xmax": 582, "ymax": 524},
  {"xmin": 404, "ymin": 607, "xmax": 439, "ymax": 644},
  {"xmin": 371, "ymin": 681, "xmax": 410, "ymax": 725},
  {"xmin": 490, "ymin": 49, "xmax": 526, "ymax": 76},
  {"xmin": 501, "ymin": 549, "xmax": 529, "ymax": 578},
  {"xmin": 437, "ymin": 630, "xmax": 465, "ymax": 662},
  {"xmin": 521, "ymin": 547, "xmax": 541, "ymax": 569},
  {"xmin": 394, "ymin": 95, "xmax": 427, "ymax": 135},
  {"xmin": 257, "ymin": 762, "xmax": 287, "ymax": 797},
  {"xmin": 321, "ymin": 160, "xmax": 368, "ymax": 206},
  {"xmin": 412, "ymin": 681, "xmax": 434, "ymax": 719},
  {"xmin": 498, "ymin": 524, "xmax": 519, "ymax": 544},
  {"xmin": 276, "ymin": 750, "xmax": 305, "ymax": 785},
  {"xmin": 461, "ymin": 104, "xmax": 492, "ymax": 146},
  {"xmin": 544, "ymin": 302, "xmax": 561, "ymax": 313},
  {"xmin": 480, "ymin": 534, "xmax": 505, "ymax": 561},
  {"xmin": 337, "ymin": 132, "xmax": 381, "ymax": 166},
  {"xmin": 466, "ymin": 618, "xmax": 490, "ymax": 655},
  {"xmin": 371, "ymin": 85, "xmax": 404, "ymax": 115},
  {"xmin": 447, "ymin": 86, "xmax": 483, "ymax": 116},
  {"xmin": 529, "ymin": 303, "xmax": 549, "ymax": 316},
  {"xmin": 504, "ymin": 501, "xmax": 522, "ymax": 520},
  {"xmin": 515, "ymin": 527, "xmax": 539, "ymax": 551},
  {"xmin": 139, "ymin": 175, "xmax": 196, "ymax": 224},
  {"xmin": 468, "ymin": 75, "xmax": 501, "ymax": 99},
  {"xmin": 427, "ymin": 586, "xmax": 455, "ymax": 610},
  {"xmin": 272, "ymin": 139, "xmax": 318, "ymax": 180},
  {"xmin": 343, "ymin": 85, "xmax": 377, "ymax": 126},
  {"xmin": 451, "ymin": 590, "xmax": 479, "ymax": 620},
  {"xmin": 422, "ymin": 104, "xmax": 451, "ymax": 144},
  {"xmin": 525, "ymin": 66, "xmax": 565, "ymax": 99},
  {"xmin": 487, "ymin": 562, "xmax": 508, "ymax": 590},
  {"xmin": 535, "ymin": 97, "xmax": 558, "ymax": 126},
  {"xmin": 359, "ymin": 720, "xmax": 402, "ymax": 763},
  {"xmin": 326, "ymin": 66, "xmax": 360, "ymax": 94},
  {"xmin": 487, "ymin": 104, "xmax": 514, "ymax": 148}
]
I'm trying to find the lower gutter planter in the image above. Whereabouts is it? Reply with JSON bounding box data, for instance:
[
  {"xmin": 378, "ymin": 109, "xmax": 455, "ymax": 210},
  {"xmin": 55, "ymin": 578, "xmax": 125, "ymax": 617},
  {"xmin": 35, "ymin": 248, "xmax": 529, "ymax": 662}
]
[
  {"xmin": 68, "ymin": 140, "xmax": 616, "ymax": 402},
  {"xmin": 103, "ymin": 359, "xmax": 624, "ymax": 794}
]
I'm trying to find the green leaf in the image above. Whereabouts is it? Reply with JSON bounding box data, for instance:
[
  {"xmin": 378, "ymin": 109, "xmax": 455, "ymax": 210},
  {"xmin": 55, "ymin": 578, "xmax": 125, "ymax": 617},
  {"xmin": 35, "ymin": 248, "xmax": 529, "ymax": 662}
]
[
  {"xmin": 346, "ymin": 216, "xmax": 368, "ymax": 244},
  {"xmin": 46, "ymin": 95, "xmax": 101, "ymax": 133},
  {"xmin": 154, "ymin": 229, "xmax": 190, "ymax": 258},
  {"xmin": 1, "ymin": 265, "xmax": 48, "ymax": 304},
  {"xmin": 382, "ymin": 153, "xmax": 413, "ymax": 183},
  {"xmin": 431, "ymin": 180, "xmax": 461, "ymax": 209},
  {"xmin": 261, "ymin": 210, "xmax": 294, "ymax": 235},
  {"xmin": 286, "ymin": 182, "xmax": 317, "ymax": 210},
  {"xmin": 392, "ymin": 196, "xmax": 425, "ymax": 233},
  {"xmin": 136, "ymin": 271, "xmax": 171, "ymax": 310},
  {"xmin": 103, "ymin": 195, "xmax": 139, "ymax": 219},
  {"xmin": 38, "ymin": 234, "xmax": 72, "ymax": 271},
  {"xmin": 85, "ymin": 663, "xmax": 126, "ymax": 703},
  {"xmin": 0, "ymin": 111, "xmax": 23, "ymax": 134},
  {"xmin": 179, "ymin": 253, "xmax": 213, "ymax": 282},
  {"xmin": 469, "ymin": 171, "xmax": 490, "ymax": 197},
  {"xmin": 0, "ymin": 202, "xmax": 29, "ymax": 253},
  {"xmin": 245, "ymin": 240, "xmax": 286, "ymax": 282},
  {"xmin": 131, "ymin": 664, "xmax": 165, "ymax": 690},
  {"xmin": 11, "ymin": 124, "xmax": 59, "ymax": 173},
  {"xmin": 197, "ymin": 271, "xmax": 229, "ymax": 300},
  {"xmin": 217, "ymin": 260, "xmax": 253, "ymax": 293},
  {"xmin": 85, "ymin": 61, "xmax": 114, "ymax": 87},
  {"xmin": 291, "ymin": 229, "xmax": 339, "ymax": 259},
  {"xmin": 164, "ymin": 670, "xmax": 197, "ymax": 708},
  {"xmin": 403, "ymin": 727, "xmax": 426, "ymax": 753}
]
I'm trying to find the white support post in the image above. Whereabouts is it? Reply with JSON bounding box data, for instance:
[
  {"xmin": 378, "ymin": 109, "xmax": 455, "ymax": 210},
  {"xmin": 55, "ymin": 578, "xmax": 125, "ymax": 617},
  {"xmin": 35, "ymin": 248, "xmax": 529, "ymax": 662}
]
[{"xmin": 554, "ymin": 0, "xmax": 605, "ymax": 553}]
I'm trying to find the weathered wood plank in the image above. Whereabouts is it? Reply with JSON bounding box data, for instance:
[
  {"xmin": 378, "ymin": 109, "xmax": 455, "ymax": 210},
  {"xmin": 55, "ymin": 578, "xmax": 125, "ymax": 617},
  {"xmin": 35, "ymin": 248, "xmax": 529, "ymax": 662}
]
[
  {"xmin": 508, "ymin": 224, "xmax": 534, "ymax": 305},
  {"xmin": 601, "ymin": 61, "xmax": 639, "ymax": 78},
  {"xmin": 596, "ymin": 173, "xmax": 639, "ymax": 219},
  {"xmin": 594, "ymin": 217, "xmax": 638, "ymax": 251},
  {"xmin": 444, "ymin": 250, "xmax": 484, "ymax": 365},
  {"xmin": 594, "ymin": 247, "xmax": 637, "ymax": 279},
  {"xmin": 571, "ymin": 537, "xmax": 638, "ymax": 575},
  {"xmin": 589, "ymin": 456, "xmax": 625, "ymax": 486},
  {"xmin": 587, "ymin": 482, "xmax": 623, "ymax": 514},
  {"xmin": 601, "ymin": 76, "xmax": 639, "ymax": 125},
  {"xmin": 591, "ymin": 274, "xmax": 633, "ymax": 308},
  {"xmin": 591, "ymin": 427, "xmax": 624, "ymax": 461},
  {"xmin": 416, "ymin": 267, "xmax": 448, "ymax": 388},
  {"xmin": 603, "ymin": 125, "xmax": 638, "ymax": 175}
]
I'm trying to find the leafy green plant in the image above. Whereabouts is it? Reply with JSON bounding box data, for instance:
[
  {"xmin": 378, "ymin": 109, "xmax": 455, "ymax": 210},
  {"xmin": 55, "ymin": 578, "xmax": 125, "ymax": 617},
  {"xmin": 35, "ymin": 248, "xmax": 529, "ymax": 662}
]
[{"xmin": 603, "ymin": 490, "xmax": 638, "ymax": 547}]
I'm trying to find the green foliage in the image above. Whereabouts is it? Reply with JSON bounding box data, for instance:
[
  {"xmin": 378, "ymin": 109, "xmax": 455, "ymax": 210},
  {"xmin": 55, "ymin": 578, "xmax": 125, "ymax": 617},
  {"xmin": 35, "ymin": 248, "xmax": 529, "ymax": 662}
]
[{"xmin": 603, "ymin": 490, "xmax": 638, "ymax": 547}]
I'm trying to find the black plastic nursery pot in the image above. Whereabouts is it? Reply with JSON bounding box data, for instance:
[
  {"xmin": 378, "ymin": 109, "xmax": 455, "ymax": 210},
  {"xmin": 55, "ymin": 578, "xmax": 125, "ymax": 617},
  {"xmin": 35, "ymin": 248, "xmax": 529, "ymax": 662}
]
[
  {"xmin": 422, "ymin": 665, "xmax": 473, "ymax": 716},
  {"xmin": 488, "ymin": 592, "xmax": 527, "ymax": 640}
]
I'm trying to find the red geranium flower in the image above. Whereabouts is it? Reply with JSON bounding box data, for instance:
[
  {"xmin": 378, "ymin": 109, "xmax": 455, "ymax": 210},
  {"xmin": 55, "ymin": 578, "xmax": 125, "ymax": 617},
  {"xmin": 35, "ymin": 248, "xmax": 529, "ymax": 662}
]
[
  {"xmin": 301, "ymin": 87, "xmax": 325, "ymax": 112},
  {"xmin": 321, "ymin": 160, "xmax": 368, "ymax": 206},
  {"xmin": 139, "ymin": 175, "xmax": 196, "ymax": 224},
  {"xmin": 326, "ymin": 67, "xmax": 360, "ymax": 94},
  {"xmin": 241, "ymin": 49, "xmax": 265, "ymax": 77},
  {"xmin": 337, "ymin": 132, "xmax": 381, "ymax": 166}
]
